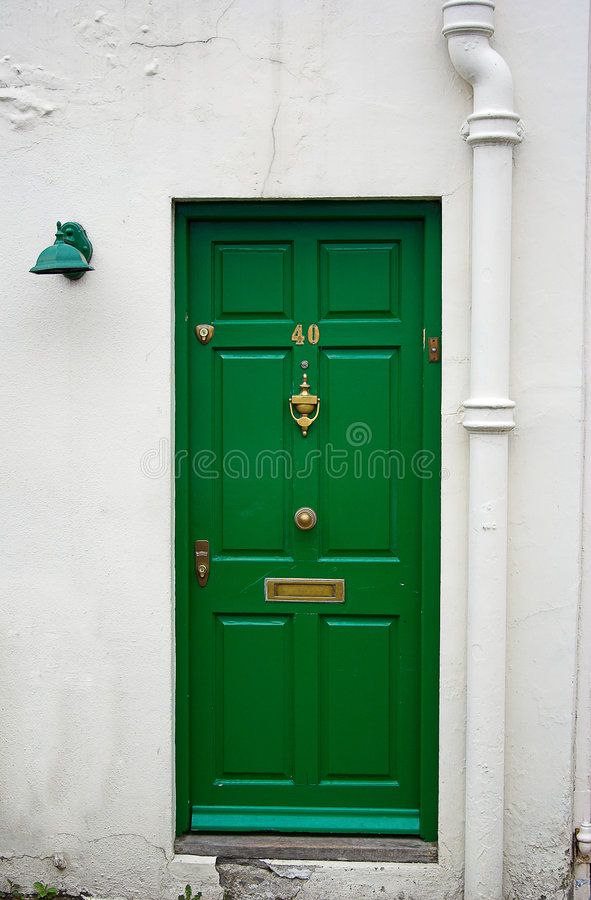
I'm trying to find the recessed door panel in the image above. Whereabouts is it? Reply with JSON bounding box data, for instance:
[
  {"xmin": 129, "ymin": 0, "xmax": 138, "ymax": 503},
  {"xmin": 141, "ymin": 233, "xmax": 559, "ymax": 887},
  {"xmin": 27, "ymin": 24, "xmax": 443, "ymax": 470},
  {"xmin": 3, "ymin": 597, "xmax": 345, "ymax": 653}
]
[
  {"xmin": 215, "ymin": 615, "xmax": 294, "ymax": 781},
  {"xmin": 319, "ymin": 242, "xmax": 400, "ymax": 318},
  {"xmin": 217, "ymin": 351, "xmax": 292, "ymax": 555},
  {"xmin": 319, "ymin": 617, "xmax": 398, "ymax": 782},
  {"xmin": 319, "ymin": 350, "xmax": 399, "ymax": 557},
  {"xmin": 214, "ymin": 242, "xmax": 293, "ymax": 318}
]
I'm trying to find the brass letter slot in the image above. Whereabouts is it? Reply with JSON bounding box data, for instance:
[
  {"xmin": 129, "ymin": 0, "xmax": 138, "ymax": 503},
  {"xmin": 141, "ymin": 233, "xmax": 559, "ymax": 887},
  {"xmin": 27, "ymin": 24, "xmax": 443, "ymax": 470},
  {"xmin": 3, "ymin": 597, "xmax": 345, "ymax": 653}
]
[{"xmin": 265, "ymin": 578, "xmax": 345, "ymax": 603}]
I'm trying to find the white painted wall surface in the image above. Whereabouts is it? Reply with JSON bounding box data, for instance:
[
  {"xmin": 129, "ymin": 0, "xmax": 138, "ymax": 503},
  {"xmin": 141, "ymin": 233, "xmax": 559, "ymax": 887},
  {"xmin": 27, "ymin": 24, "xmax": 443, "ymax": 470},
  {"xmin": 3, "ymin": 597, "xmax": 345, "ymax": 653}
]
[{"xmin": 0, "ymin": 1, "xmax": 588, "ymax": 898}]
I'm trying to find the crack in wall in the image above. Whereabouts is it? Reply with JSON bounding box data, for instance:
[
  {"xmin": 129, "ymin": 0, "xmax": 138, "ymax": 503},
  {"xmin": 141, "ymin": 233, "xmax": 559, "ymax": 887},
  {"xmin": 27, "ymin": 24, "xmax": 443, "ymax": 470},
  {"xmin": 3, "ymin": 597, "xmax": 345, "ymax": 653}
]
[
  {"xmin": 130, "ymin": 35, "xmax": 305, "ymax": 80},
  {"xmin": 261, "ymin": 102, "xmax": 280, "ymax": 197}
]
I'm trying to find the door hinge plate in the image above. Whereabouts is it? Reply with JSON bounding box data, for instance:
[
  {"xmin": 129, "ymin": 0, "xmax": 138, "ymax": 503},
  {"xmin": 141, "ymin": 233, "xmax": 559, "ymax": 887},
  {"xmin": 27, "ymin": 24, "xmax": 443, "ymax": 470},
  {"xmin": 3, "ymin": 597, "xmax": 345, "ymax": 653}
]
[{"xmin": 428, "ymin": 336, "xmax": 440, "ymax": 363}]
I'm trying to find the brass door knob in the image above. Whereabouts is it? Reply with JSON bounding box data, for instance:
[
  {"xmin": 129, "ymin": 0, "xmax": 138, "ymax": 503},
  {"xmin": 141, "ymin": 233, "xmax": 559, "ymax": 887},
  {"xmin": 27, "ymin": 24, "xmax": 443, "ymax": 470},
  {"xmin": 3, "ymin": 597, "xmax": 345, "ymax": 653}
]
[{"xmin": 294, "ymin": 507, "xmax": 317, "ymax": 531}]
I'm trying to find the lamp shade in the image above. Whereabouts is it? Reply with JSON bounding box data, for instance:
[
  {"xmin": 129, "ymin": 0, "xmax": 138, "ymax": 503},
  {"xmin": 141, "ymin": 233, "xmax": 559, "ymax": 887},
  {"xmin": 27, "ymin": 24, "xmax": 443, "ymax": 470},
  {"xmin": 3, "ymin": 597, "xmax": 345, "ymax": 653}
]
[{"xmin": 30, "ymin": 222, "xmax": 94, "ymax": 280}]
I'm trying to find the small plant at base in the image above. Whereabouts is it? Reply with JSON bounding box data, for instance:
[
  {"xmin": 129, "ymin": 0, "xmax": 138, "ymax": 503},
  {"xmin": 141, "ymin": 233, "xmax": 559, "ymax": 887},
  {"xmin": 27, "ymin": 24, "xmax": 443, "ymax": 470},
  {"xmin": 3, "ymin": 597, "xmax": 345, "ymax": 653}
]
[
  {"xmin": 32, "ymin": 885, "xmax": 57, "ymax": 900},
  {"xmin": 178, "ymin": 886, "xmax": 201, "ymax": 900},
  {"xmin": 5, "ymin": 880, "xmax": 24, "ymax": 900}
]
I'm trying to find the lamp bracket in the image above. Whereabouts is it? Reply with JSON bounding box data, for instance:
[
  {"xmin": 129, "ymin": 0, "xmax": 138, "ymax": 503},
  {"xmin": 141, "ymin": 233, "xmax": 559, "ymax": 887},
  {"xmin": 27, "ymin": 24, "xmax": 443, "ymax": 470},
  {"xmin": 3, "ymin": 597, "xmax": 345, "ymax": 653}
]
[{"xmin": 58, "ymin": 221, "xmax": 93, "ymax": 280}]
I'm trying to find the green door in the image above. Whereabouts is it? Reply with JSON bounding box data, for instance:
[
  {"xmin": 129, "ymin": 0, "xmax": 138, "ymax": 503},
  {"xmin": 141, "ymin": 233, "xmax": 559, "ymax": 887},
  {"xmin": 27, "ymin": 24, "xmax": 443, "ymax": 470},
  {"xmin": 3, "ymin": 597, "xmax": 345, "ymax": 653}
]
[{"xmin": 175, "ymin": 201, "xmax": 441, "ymax": 840}]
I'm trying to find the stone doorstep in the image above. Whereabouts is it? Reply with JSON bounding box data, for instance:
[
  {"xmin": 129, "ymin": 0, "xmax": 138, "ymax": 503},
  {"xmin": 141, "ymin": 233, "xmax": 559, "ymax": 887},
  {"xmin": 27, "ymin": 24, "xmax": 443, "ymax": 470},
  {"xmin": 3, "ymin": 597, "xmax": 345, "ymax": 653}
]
[{"xmin": 174, "ymin": 833, "xmax": 438, "ymax": 864}]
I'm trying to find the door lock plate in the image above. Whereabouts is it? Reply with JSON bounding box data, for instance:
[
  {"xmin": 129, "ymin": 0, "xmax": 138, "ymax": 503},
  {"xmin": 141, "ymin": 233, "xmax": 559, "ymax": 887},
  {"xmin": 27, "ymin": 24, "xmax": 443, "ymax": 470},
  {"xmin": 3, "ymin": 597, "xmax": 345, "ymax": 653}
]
[
  {"xmin": 195, "ymin": 324, "xmax": 215, "ymax": 345},
  {"xmin": 194, "ymin": 540, "xmax": 210, "ymax": 586}
]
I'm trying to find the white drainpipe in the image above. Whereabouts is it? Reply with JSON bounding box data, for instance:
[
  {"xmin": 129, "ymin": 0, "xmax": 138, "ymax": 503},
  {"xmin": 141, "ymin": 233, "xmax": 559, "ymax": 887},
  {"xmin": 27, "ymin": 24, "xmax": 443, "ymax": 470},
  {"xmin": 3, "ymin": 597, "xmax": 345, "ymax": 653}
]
[{"xmin": 442, "ymin": 3, "xmax": 521, "ymax": 898}]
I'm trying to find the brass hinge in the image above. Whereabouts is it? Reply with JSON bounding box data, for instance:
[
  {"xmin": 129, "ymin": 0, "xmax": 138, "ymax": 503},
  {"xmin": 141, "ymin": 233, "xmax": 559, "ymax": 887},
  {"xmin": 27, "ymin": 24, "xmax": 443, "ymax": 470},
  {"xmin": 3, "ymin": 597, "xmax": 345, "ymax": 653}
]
[{"xmin": 428, "ymin": 336, "xmax": 440, "ymax": 363}]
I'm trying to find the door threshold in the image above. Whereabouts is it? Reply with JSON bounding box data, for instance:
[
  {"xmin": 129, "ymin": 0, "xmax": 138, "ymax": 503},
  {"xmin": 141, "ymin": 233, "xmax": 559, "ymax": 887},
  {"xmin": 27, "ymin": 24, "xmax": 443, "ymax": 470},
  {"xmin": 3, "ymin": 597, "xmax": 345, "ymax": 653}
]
[{"xmin": 174, "ymin": 832, "xmax": 437, "ymax": 864}]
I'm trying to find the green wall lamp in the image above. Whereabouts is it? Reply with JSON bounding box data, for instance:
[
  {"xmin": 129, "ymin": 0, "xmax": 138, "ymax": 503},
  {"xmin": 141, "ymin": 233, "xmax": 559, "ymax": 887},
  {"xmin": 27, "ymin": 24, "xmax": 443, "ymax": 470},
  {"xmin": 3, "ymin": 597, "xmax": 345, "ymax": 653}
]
[{"xmin": 30, "ymin": 221, "xmax": 94, "ymax": 280}]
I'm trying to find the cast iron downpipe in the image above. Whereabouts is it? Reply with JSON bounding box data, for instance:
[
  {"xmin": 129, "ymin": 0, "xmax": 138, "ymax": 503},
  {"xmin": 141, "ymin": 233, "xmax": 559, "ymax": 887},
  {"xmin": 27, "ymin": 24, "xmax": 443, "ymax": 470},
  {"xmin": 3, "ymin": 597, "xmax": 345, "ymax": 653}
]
[{"xmin": 442, "ymin": 2, "xmax": 521, "ymax": 897}]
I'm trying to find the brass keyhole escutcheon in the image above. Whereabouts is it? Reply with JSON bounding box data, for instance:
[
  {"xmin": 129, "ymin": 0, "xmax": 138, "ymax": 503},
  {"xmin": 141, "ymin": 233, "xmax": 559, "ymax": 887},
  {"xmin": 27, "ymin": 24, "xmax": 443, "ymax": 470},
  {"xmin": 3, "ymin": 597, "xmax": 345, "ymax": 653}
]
[
  {"xmin": 195, "ymin": 324, "xmax": 215, "ymax": 345},
  {"xmin": 194, "ymin": 539, "xmax": 210, "ymax": 586},
  {"xmin": 294, "ymin": 507, "xmax": 317, "ymax": 531}
]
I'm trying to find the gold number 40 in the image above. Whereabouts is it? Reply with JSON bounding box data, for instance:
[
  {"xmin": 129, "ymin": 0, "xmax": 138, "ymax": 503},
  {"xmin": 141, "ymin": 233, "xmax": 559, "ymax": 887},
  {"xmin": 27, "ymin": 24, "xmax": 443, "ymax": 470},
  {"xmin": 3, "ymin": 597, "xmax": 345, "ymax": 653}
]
[{"xmin": 291, "ymin": 323, "xmax": 320, "ymax": 345}]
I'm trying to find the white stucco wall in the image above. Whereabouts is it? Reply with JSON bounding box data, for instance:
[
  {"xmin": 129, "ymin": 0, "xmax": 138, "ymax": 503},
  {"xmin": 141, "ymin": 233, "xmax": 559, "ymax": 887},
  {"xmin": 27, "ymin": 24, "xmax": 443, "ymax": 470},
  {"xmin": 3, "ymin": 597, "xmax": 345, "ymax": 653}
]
[{"xmin": 0, "ymin": 1, "xmax": 589, "ymax": 898}]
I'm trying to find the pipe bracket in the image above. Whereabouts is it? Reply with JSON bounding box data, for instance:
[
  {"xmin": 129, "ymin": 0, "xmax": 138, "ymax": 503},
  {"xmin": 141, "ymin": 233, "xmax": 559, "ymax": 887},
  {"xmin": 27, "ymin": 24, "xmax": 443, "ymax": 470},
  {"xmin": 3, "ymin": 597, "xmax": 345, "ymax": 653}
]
[{"xmin": 462, "ymin": 399, "xmax": 516, "ymax": 434}]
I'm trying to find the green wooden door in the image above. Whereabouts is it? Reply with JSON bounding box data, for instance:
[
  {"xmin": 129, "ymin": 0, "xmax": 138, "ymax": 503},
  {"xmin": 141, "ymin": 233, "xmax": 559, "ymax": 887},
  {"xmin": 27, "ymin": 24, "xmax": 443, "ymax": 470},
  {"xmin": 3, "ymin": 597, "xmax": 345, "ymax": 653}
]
[{"xmin": 176, "ymin": 202, "xmax": 441, "ymax": 840}]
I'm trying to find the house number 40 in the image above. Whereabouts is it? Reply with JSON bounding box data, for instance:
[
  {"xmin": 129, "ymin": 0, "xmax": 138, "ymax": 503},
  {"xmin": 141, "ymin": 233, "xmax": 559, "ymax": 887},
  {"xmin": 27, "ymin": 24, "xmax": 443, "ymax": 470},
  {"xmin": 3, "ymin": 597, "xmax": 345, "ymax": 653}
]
[{"xmin": 291, "ymin": 323, "xmax": 320, "ymax": 345}]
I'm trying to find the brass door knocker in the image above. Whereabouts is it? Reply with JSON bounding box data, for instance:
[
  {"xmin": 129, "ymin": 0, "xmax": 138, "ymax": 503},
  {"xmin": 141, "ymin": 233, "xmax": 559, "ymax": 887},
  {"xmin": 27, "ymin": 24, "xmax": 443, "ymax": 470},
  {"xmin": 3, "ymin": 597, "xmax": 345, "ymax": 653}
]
[{"xmin": 289, "ymin": 374, "xmax": 320, "ymax": 437}]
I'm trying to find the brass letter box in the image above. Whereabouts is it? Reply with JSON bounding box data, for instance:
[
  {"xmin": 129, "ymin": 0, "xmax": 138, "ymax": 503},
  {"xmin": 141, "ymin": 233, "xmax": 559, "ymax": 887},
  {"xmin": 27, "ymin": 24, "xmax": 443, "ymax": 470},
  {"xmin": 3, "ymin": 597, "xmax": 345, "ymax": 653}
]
[{"xmin": 265, "ymin": 578, "xmax": 345, "ymax": 603}]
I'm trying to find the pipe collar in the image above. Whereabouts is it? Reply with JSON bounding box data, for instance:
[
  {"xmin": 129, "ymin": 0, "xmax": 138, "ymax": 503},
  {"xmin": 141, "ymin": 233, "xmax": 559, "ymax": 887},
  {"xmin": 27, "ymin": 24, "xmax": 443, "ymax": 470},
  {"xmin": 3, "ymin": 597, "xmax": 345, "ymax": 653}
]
[
  {"xmin": 442, "ymin": 1, "xmax": 495, "ymax": 38},
  {"xmin": 463, "ymin": 399, "xmax": 516, "ymax": 434},
  {"xmin": 466, "ymin": 112, "xmax": 522, "ymax": 145}
]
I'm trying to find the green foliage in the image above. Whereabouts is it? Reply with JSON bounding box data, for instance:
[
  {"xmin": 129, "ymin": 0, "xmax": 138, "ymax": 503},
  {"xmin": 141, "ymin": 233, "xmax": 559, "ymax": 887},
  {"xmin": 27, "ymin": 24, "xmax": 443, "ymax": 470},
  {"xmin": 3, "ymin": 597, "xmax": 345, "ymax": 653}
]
[
  {"xmin": 1, "ymin": 881, "xmax": 58, "ymax": 900},
  {"xmin": 32, "ymin": 885, "xmax": 57, "ymax": 900},
  {"xmin": 5, "ymin": 880, "xmax": 24, "ymax": 900},
  {"xmin": 178, "ymin": 886, "xmax": 201, "ymax": 900}
]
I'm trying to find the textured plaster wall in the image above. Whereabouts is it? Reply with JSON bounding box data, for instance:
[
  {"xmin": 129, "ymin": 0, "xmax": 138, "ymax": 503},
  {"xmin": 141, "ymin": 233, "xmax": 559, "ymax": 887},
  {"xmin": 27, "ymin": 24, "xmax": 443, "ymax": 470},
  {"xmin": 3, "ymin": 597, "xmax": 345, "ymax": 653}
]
[
  {"xmin": 574, "ymin": 4, "xmax": 591, "ymax": 897},
  {"xmin": 0, "ymin": 1, "xmax": 588, "ymax": 898}
]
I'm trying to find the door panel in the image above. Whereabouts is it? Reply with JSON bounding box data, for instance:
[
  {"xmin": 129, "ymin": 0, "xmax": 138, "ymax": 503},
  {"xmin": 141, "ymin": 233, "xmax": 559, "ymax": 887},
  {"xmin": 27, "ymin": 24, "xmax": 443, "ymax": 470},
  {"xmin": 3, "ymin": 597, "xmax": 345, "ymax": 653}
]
[
  {"xmin": 320, "ymin": 350, "xmax": 398, "ymax": 556},
  {"xmin": 319, "ymin": 242, "xmax": 400, "ymax": 318},
  {"xmin": 217, "ymin": 351, "xmax": 292, "ymax": 554},
  {"xmin": 176, "ymin": 202, "xmax": 441, "ymax": 839},
  {"xmin": 214, "ymin": 242, "xmax": 293, "ymax": 318},
  {"xmin": 318, "ymin": 616, "xmax": 398, "ymax": 783},
  {"xmin": 215, "ymin": 615, "xmax": 294, "ymax": 782}
]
